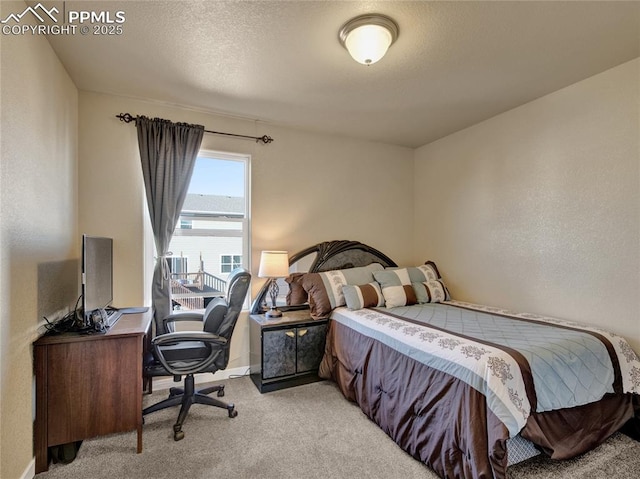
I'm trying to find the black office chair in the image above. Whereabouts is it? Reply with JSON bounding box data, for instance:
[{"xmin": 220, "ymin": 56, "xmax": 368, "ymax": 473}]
[{"xmin": 143, "ymin": 267, "xmax": 251, "ymax": 441}]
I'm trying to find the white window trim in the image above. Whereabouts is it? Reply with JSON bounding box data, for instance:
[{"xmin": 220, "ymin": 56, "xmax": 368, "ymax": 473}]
[{"xmin": 148, "ymin": 149, "xmax": 251, "ymax": 308}]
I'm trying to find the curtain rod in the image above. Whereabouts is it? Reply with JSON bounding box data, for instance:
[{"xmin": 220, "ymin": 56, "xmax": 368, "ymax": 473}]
[{"xmin": 115, "ymin": 112, "xmax": 274, "ymax": 144}]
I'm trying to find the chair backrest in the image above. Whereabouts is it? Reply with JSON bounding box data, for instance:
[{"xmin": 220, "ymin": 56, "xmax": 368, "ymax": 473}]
[{"xmin": 203, "ymin": 267, "xmax": 251, "ymax": 340}]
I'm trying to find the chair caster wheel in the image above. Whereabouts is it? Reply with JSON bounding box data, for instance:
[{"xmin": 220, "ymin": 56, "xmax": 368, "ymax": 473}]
[
  {"xmin": 217, "ymin": 389, "xmax": 225, "ymax": 397},
  {"xmin": 174, "ymin": 430, "xmax": 184, "ymax": 441},
  {"xmin": 228, "ymin": 407, "xmax": 238, "ymax": 418}
]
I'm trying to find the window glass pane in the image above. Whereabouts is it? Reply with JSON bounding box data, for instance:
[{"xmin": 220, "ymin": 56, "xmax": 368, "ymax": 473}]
[{"xmin": 168, "ymin": 153, "xmax": 249, "ymax": 311}]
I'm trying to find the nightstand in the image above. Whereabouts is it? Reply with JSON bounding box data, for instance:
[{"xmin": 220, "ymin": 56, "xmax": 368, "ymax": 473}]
[{"xmin": 249, "ymin": 310, "xmax": 328, "ymax": 393}]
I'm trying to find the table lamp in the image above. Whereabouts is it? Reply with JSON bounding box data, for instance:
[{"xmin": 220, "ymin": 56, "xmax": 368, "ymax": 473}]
[{"xmin": 258, "ymin": 251, "xmax": 289, "ymax": 318}]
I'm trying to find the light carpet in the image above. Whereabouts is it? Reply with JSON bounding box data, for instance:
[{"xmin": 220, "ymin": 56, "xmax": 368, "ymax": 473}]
[{"xmin": 36, "ymin": 376, "xmax": 640, "ymax": 479}]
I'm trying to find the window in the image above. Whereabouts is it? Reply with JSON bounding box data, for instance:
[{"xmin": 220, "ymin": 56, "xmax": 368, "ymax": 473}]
[
  {"xmin": 168, "ymin": 150, "xmax": 250, "ymax": 310},
  {"xmin": 220, "ymin": 254, "xmax": 243, "ymax": 273},
  {"xmin": 168, "ymin": 257, "xmax": 188, "ymax": 274}
]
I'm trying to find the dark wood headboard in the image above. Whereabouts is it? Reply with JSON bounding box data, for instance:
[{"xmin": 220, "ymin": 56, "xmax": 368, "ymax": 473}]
[{"xmin": 250, "ymin": 240, "xmax": 397, "ymax": 314}]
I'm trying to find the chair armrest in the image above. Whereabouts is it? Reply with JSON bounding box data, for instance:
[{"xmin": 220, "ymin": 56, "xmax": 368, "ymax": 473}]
[
  {"xmin": 152, "ymin": 331, "xmax": 227, "ymax": 375},
  {"xmin": 162, "ymin": 311, "xmax": 205, "ymax": 333},
  {"xmin": 152, "ymin": 331, "xmax": 227, "ymax": 347}
]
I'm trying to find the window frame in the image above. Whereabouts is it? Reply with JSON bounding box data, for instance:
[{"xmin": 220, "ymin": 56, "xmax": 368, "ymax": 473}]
[{"xmin": 162, "ymin": 149, "xmax": 251, "ymax": 309}]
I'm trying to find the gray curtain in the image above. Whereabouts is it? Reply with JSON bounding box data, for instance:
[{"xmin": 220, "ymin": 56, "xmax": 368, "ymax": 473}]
[{"xmin": 136, "ymin": 116, "xmax": 204, "ymax": 334}]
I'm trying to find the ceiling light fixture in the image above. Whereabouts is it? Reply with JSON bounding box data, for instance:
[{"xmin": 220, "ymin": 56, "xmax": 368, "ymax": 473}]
[{"xmin": 338, "ymin": 13, "xmax": 399, "ymax": 66}]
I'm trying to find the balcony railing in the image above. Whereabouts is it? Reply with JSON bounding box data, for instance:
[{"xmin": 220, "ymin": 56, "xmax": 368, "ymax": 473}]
[
  {"xmin": 202, "ymin": 271, "xmax": 227, "ymax": 293},
  {"xmin": 169, "ymin": 271, "xmax": 227, "ymax": 311},
  {"xmin": 170, "ymin": 280, "xmax": 204, "ymax": 310}
]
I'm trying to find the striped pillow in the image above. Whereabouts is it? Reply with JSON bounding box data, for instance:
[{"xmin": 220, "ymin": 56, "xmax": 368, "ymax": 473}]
[
  {"xmin": 373, "ymin": 268, "xmax": 418, "ymax": 308},
  {"xmin": 342, "ymin": 282, "xmax": 385, "ymax": 310},
  {"xmin": 301, "ymin": 263, "xmax": 384, "ymax": 319},
  {"xmin": 374, "ymin": 262, "xmax": 449, "ymax": 308}
]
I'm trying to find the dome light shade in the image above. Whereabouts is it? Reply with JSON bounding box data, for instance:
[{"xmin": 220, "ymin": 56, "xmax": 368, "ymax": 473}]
[
  {"xmin": 339, "ymin": 14, "xmax": 399, "ymax": 66},
  {"xmin": 345, "ymin": 24, "xmax": 392, "ymax": 65}
]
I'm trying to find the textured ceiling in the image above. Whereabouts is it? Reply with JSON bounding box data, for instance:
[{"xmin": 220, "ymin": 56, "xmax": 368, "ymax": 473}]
[{"xmin": 43, "ymin": 1, "xmax": 640, "ymax": 148}]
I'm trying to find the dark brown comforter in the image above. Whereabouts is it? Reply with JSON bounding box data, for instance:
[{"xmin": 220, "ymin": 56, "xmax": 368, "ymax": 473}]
[{"xmin": 319, "ymin": 316, "xmax": 635, "ymax": 479}]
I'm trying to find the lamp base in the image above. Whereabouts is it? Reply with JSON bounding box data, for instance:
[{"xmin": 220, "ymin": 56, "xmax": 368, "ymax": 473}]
[{"xmin": 265, "ymin": 308, "xmax": 282, "ymax": 318}]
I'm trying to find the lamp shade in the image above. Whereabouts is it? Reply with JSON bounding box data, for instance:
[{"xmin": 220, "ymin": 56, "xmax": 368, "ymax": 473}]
[
  {"xmin": 258, "ymin": 251, "xmax": 289, "ymax": 278},
  {"xmin": 345, "ymin": 24, "xmax": 393, "ymax": 65},
  {"xmin": 339, "ymin": 14, "xmax": 399, "ymax": 66}
]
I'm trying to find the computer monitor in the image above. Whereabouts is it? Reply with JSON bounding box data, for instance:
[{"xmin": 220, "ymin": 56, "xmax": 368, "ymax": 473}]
[{"xmin": 81, "ymin": 235, "xmax": 113, "ymax": 325}]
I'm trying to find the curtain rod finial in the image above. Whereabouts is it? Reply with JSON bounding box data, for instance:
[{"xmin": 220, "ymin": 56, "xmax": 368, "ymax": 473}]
[{"xmin": 116, "ymin": 113, "xmax": 136, "ymax": 123}]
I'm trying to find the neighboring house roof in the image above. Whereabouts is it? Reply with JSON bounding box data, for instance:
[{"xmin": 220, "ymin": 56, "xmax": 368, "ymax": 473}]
[{"xmin": 182, "ymin": 194, "xmax": 244, "ymax": 216}]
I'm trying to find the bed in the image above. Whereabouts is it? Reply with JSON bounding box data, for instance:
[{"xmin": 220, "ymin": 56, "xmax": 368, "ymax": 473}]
[{"xmin": 251, "ymin": 240, "xmax": 640, "ymax": 479}]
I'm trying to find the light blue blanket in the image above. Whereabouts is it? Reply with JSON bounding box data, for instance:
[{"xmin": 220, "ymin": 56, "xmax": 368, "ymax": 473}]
[{"xmin": 386, "ymin": 301, "xmax": 616, "ymax": 413}]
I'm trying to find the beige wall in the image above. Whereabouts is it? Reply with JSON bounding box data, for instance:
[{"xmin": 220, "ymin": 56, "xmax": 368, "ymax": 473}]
[
  {"xmin": 4, "ymin": 9, "xmax": 637, "ymax": 477},
  {"xmin": 414, "ymin": 59, "xmax": 640, "ymax": 351},
  {"xmin": 0, "ymin": 1, "xmax": 79, "ymax": 477},
  {"xmin": 78, "ymin": 90, "xmax": 415, "ymax": 371}
]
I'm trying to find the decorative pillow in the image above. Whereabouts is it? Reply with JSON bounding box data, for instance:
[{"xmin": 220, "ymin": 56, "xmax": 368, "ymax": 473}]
[
  {"xmin": 301, "ymin": 263, "xmax": 384, "ymax": 319},
  {"xmin": 423, "ymin": 260, "xmax": 444, "ymax": 280},
  {"xmin": 374, "ymin": 262, "xmax": 449, "ymax": 308},
  {"xmin": 342, "ymin": 282, "xmax": 385, "ymax": 310},
  {"xmin": 373, "ymin": 268, "xmax": 418, "ymax": 308},
  {"xmin": 285, "ymin": 273, "xmax": 308, "ymax": 305},
  {"xmin": 421, "ymin": 260, "xmax": 451, "ymax": 300},
  {"xmin": 412, "ymin": 280, "xmax": 449, "ymax": 304}
]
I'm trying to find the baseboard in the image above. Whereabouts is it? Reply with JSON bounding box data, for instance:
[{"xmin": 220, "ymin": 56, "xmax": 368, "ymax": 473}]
[
  {"xmin": 151, "ymin": 366, "xmax": 250, "ymax": 392},
  {"xmin": 21, "ymin": 458, "xmax": 35, "ymax": 479}
]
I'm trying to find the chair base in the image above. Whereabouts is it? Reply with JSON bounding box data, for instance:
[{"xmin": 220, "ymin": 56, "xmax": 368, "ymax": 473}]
[{"xmin": 143, "ymin": 374, "xmax": 237, "ymax": 441}]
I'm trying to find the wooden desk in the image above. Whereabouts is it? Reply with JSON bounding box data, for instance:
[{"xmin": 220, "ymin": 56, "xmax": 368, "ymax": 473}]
[{"xmin": 33, "ymin": 310, "xmax": 152, "ymax": 473}]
